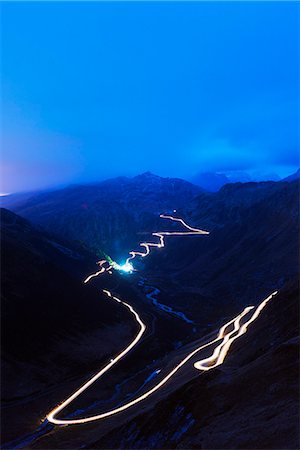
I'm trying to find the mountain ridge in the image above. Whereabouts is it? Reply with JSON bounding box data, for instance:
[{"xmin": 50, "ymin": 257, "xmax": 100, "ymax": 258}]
[{"xmin": 1, "ymin": 173, "xmax": 202, "ymax": 260}]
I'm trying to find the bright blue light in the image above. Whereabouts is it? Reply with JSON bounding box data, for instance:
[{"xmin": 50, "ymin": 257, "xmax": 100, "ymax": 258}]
[
  {"xmin": 113, "ymin": 261, "xmax": 134, "ymax": 273},
  {"xmin": 119, "ymin": 262, "xmax": 134, "ymax": 273}
]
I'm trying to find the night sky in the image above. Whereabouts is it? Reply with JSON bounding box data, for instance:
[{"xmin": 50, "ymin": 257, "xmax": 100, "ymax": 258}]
[{"xmin": 1, "ymin": 1, "xmax": 299, "ymax": 193}]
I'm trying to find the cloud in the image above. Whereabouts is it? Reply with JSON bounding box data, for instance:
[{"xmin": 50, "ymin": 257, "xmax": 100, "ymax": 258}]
[{"xmin": 187, "ymin": 138, "xmax": 266, "ymax": 172}]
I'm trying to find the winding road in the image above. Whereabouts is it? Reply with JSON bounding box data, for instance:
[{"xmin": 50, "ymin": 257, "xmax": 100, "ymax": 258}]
[
  {"xmin": 46, "ymin": 214, "xmax": 278, "ymax": 425},
  {"xmin": 84, "ymin": 213, "xmax": 209, "ymax": 283}
]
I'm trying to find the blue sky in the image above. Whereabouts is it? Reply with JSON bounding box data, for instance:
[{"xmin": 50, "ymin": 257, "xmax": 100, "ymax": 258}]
[{"xmin": 1, "ymin": 1, "xmax": 299, "ymax": 192}]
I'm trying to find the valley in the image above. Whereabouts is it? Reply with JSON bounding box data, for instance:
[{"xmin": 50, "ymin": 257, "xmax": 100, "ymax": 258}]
[{"xmin": 1, "ymin": 173, "xmax": 299, "ymax": 449}]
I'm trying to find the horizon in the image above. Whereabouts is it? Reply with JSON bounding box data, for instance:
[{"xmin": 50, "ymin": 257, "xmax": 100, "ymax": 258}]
[
  {"xmin": 1, "ymin": 1, "xmax": 299, "ymax": 193},
  {"xmin": 0, "ymin": 166, "xmax": 299, "ymax": 197}
]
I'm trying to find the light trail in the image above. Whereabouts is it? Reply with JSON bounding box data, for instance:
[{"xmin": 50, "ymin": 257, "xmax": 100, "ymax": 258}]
[
  {"xmin": 47, "ymin": 289, "xmax": 146, "ymax": 424},
  {"xmin": 47, "ymin": 215, "xmax": 276, "ymax": 425},
  {"xmin": 83, "ymin": 260, "xmax": 109, "ymax": 284},
  {"xmin": 194, "ymin": 291, "xmax": 278, "ymax": 370},
  {"xmin": 126, "ymin": 214, "xmax": 209, "ymax": 264},
  {"xmin": 83, "ymin": 214, "xmax": 209, "ymax": 282},
  {"xmin": 46, "ymin": 290, "xmax": 278, "ymax": 425}
]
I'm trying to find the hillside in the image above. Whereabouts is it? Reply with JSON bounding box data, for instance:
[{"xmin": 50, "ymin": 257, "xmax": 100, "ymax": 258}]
[
  {"xmin": 135, "ymin": 180, "xmax": 299, "ymax": 328},
  {"xmin": 1, "ymin": 208, "xmax": 139, "ymax": 443},
  {"xmin": 1, "ymin": 177, "xmax": 299, "ymax": 449},
  {"xmin": 2, "ymin": 173, "xmax": 201, "ymax": 260},
  {"xmin": 190, "ymin": 172, "xmax": 230, "ymax": 192},
  {"xmin": 95, "ymin": 282, "xmax": 299, "ymax": 449}
]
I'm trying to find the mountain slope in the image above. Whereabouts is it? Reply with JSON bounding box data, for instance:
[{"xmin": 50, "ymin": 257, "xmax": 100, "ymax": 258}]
[
  {"xmin": 1, "ymin": 208, "xmax": 139, "ymax": 443},
  {"xmin": 90, "ymin": 282, "xmax": 300, "ymax": 450},
  {"xmin": 140, "ymin": 180, "xmax": 299, "ymax": 327},
  {"xmin": 284, "ymin": 168, "xmax": 300, "ymax": 182},
  {"xmin": 1, "ymin": 176, "xmax": 299, "ymax": 449},
  {"xmin": 3, "ymin": 173, "xmax": 201, "ymax": 260},
  {"xmin": 190, "ymin": 172, "xmax": 230, "ymax": 192}
]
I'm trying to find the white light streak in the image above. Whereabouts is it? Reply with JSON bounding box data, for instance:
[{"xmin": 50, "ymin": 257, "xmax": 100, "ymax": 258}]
[
  {"xmin": 83, "ymin": 214, "xmax": 209, "ymax": 282},
  {"xmin": 126, "ymin": 214, "xmax": 209, "ymax": 265},
  {"xmin": 46, "ymin": 289, "xmax": 278, "ymax": 425},
  {"xmin": 46, "ymin": 214, "xmax": 277, "ymax": 426},
  {"xmin": 113, "ymin": 261, "xmax": 134, "ymax": 273}
]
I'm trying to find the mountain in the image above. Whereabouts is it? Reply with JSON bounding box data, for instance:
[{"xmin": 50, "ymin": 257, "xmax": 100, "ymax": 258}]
[
  {"xmin": 1, "ymin": 208, "xmax": 140, "ymax": 444},
  {"xmin": 1, "ymin": 176, "xmax": 299, "ymax": 449},
  {"xmin": 2, "ymin": 172, "xmax": 201, "ymax": 260},
  {"xmin": 225, "ymin": 171, "xmax": 252, "ymax": 183},
  {"xmin": 190, "ymin": 172, "xmax": 230, "ymax": 192},
  {"xmin": 1, "ymin": 206, "xmax": 203, "ymax": 447},
  {"xmin": 190, "ymin": 170, "xmax": 282, "ymax": 192},
  {"xmin": 284, "ymin": 168, "xmax": 300, "ymax": 182},
  {"xmin": 3, "ymin": 177, "xmax": 298, "ymax": 329},
  {"xmin": 249, "ymin": 170, "xmax": 281, "ymax": 182},
  {"xmin": 138, "ymin": 179, "xmax": 299, "ymax": 328}
]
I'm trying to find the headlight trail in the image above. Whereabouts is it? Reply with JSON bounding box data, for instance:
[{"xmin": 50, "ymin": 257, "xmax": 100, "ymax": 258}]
[
  {"xmin": 126, "ymin": 214, "xmax": 209, "ymax": 264},
  {"xmin": 83, "ymin": 214, "xmax": 209, "ymax": 283},
  {"xmin": 83, "ymin": 260, "xmax": 112, "ymax": 284},
  {"xmin": 46, "ymin": 290, "xmax": 278, "ymax": 425}
]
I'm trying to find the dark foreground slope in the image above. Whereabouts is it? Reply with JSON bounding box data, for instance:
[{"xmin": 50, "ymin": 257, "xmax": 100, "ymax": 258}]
[
  {"xmin": 92, "ymin": 282, "xmax": 300, "ymax": 450},
  {"xmin": 1, "ymin": 209, "xmax": 138, "ymax": 443}
]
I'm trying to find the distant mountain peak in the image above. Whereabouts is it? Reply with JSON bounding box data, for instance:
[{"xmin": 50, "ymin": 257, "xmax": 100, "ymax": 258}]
[
  {"xmin": 191, "ymin": 172, "xmax": 229, "ymax": 192},
  {"xmin": 134, "ymin": 171, "xmax": 160, "ymax": 179}
]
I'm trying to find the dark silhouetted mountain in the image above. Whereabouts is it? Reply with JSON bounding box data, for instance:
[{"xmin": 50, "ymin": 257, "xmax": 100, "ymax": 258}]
[
  {"xmin": 4, "ymin": 178, "xmax": 298, "ymax": 325},
  {"xmin": 1, "ymin": 177, "xmax": 299, "ymax": 449},
  {"xmin": 190, "ymin": 172, "xmax": 230, "ymax": 192},
  {"xmin": 249, "ymin": 171, "xmax": 281, "ymax": 182},
  {"xmin": 3, "ymin": 173, "xmax": 201, "ymax": 260},
  {"xmin": 1, "ymin": 208, "xmax": 137, "ymax": 400},
  {"xmin": 190, "ymin": 170, "xmax": 281, "ymax": 192},
  {"xmin": 225, "ymin": 171, "xmax": 252, "ymax": 183},
  {"xmin": 188, "ymin": 179, "xmax": 297, "ymax": 228},
  {"xmin": 284, "ymin": 168, "xmax": 300, "ymax": 182},
  {"xmin": 1, "ymin": 207, "xmax": 196, "ymax": 446},
  {"xmin": 140, "ymin": 180, "xmax": 299, "ymax": 327}
]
